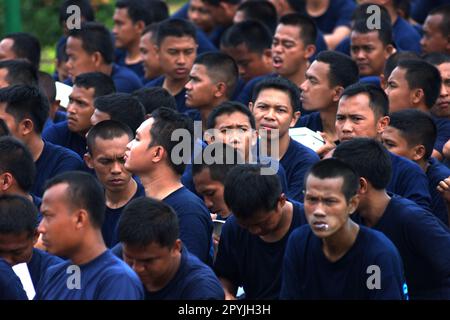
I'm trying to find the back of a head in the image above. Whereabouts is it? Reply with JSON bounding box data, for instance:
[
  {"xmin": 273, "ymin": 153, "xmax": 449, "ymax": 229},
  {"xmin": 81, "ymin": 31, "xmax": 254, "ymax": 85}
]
[
  {"xmin": 59, "ymin": 0, "xmax": 95, "ymax": 25},
  {"xmin": 352, "ymin": 16, "xmax": 393, "ymax": 47},
  {"xmin": 0, "ymin": 85, "xmax": 49, "ymax": 134},
  {"xmin": 397, "ymin": 59, "xmax": 442, "ymax": 108},
  {"xmin": 94, "ymin": 93, "xmax": 145, "ymax": 134},
  {"xmin": 207, "ymin": 100, "xmax": 256, "ymax": 130},
  {"xmin": 0, "ymin": 119, "xmax": 9, "ymax": 137},
  {"xmin": 148, "ymin": 0, "xmax": 170, "ymax": 22},
  {"xmin": 278, "ymin": 13, "xmax": 317, "ymax": 47},
  {"xmin": 334, "ymin": 137, "xmax": 392, "ymax": 190},
  {"xmin": 115, "ymin": 0, "xmax": 164, "ymax": 26},
  {"xmin": 429, "ymin": 4, "xmax": 450, "ymax": 36},
  {"xmin": 73, "ymin": 72, "xmax": 116, "ymax": 98},
  {"xmin": 224, "ymin": 164, "xmax": 281, "ymax": 220},
  {"xmin": 423, "ymin": 53, "xmax": 450, "ymax": 67},
  {"xmin": 44, "ymin": 171, "xmax": 105, "ymax": 229},
  {"xmin": 118, "ymin": 197, "xmax": 179, "ymax": 248},
  {"xmin": 389, "ymin": 109, "xmax": 437, "ymax": 160},
  {"xmin": 236, "ymin": 1, "xmax": 278, "ymax": 34},
  {"xmin": 0, "ymin": 136, "xmax": 36, "ymax": 193},
  {"xmin": 132, "ymin": 87, "xmax": 177, "ymax": 115},
  {"xmin": 68, "ymin": 22, "xmax": 115, "ymax": 65},
  {"xmin": 383, "ymin": 51, "xmax": 421, "ymax": 80},
  {"xmin": 0, "ymin": 194, "xmax": 38, "ymax": 238},
  {"xmin": 156, "ymin": 18, "xmax": 197, "ymax": 46},
  {"xmin": 315, "ymin": 50, "xmax": 359, "ymax": 88},
  {"xmin": 252, "ymin": 77, "xmax": 301, "ymax": 113},
  {"xmin": 221, "ymin": 20, "xmax": 273, "ymax": 54},
  {"xmin": 341, "ymin": 82, "xmax": 389, "ymax": 118},
  {"xmin": 0, "ymin": 60, "xmax": 38, "ymax": 87},
  {"xmin": 38, "ymin": 71, "xmax": 57, "ymax": 103},
  {"xmin": 3, "ymin": 33, "xmax": 41, "ymax": 69},
  {"xmin": 86, "ymin": 119, "xmax": 134, "ymax": 156},
  {"xmin": 286, "ymin": 0, "xmax": 307, "ymax": 14},
  {"xmin": 194, "ymin": 52, "xmax": 239, "ymax": 99}
]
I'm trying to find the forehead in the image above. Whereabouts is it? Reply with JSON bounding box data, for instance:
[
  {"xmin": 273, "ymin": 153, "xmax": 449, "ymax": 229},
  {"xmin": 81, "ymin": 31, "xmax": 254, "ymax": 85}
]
[
  {"xmin": 190, "ymin": 64, "xmax": 209, "ymax": 77},
  {"xmin": 215, "ymin": 111, "xmax": 251, "ymax": 127},
  {"xmin": 114, "ymin": 7, "xmax": 131, "ymax": 20},
  {"xmin": 66, "ymin": 36, "xmax": 86, "ymax": 52},
  {"xmin": 42, "ymin": 183, "xmax": 69, "ymax": 205},
  {"xmin": 307, "ymin": 61, "xmax": 331, "ymax": 80},
  {"xmin": 274, "ymin": 24, "xmax": 301, "ymax": 41},
  {"xmin": 438, "ymin": 63, "xmax": 450, "ymax": 77},
  {"xmin": 123, "ymin": 242, "xmax": 169, "ymax": 259},
  {"xmin": 424, "ymin": 14, "xmax": 444, "ymax": 30},
  {"xmin": 222, "ymin": 43, "xmax": 255, "ymax": 56},
  {"xmin": 71, "ymin": 85, "xmax": 96, "ymax": 100},
  {"xmin": 351, "ymin": 31, "xmax": 383, "ymax": 44},
  {"xmin": 92, "ymin": 135, "xmax": 130, "ymax": 154},
  {"xmin": 194, "ymin": 167, "xmax": 221, "ymax": 186},
  {"xmin": 305, "ymin": 175, "xmax": 346, "ymax": 196},
  {"xmin": 136, "ymin": 117, "xmax": 154, "ymax": 136},
  {"xmin": 338, "ymin": 93, "xmax": 373, "ymax": 113},
  {"xmin": 389, "ymin": 66, "xmax": 408, "ymax": 81},
  {"xmin": 255, "ymin": 88, "xmax": 292, "ymax": 106},
  {"xmin": 160, "ymin": 36, "xmax": 196, "ymax": 49},
  {"xmin": 383, "ymin": 126, "xmax": 406, "ymax": 140}
]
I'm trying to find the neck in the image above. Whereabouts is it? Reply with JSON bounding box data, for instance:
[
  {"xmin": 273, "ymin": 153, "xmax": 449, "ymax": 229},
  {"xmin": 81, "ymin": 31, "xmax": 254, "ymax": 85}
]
[
  {"xmin": 105, "ymin": 178, "xmax": 137, "ymax": 209},
  {"xmin": 125, "ymin": 41, "xmax": 142, "ymax": 64},
  {"xmin": 26, "ymin": 135, "xmax": 45, "ymax": 162},
  {"xmin": 286, "ymin": 63, "xmax": 308, "ymax": 88},
  {"xmin": 322, "ymin": 219, "xmax": 359, "ymax": 262},
  {"xmin": 307, "ymin": 0, "xmax": 329, "ymax": 16},
  {"xmin": 70, "ymin": 231, "xmax": 107, "ymax": 265},
  {"xmin": 163, "ymin": 77, "xmax": 188, "ymax": 96},
  {"xmin": 319, "ymin": 105, "xmax": 338, "ymax": 140},
  {"xmin": 358, "ymin": 190, "xmax": 391, "ymax": 227},
  {"xmin": 418, "ymin": 158, "xmax": 429, "ymax": 173},
  {"xmin": 98, "ymin": 64, "xmax": 114, "ymax": 77},
  {"xmin": 139, "ymin": 167, "xmax": 183, "ymax": 200},
  {"xmin": 200, "ymin": 100, "xmax": 226, "ymax": 131},
  {"xmin": 260, "ymin": 200, "xmax": 294, "ymax": 243}
]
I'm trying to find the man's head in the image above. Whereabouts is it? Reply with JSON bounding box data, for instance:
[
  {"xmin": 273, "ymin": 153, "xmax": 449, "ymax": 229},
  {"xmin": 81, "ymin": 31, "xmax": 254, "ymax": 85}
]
[
  {"xmin": 132, "ymin": 87, "xmax": 177, "ymax": 117},
  {"xmin": 66, "ymin": 22, "xmax": 115, "ymax": 80},
  {"xmin": 125, "ymin": 107, "xmax": 194, "ymax": 176},
  {"xmin": 67, "ymin": 72, "xmax": 116, "ymax": 135},
  {"xmin": 0, "ymin": 85, "xmax": 49, "ymax": 139},
  {"xmin": 139, "ymin": 23, "xmax": 163, "ymax": 80},
  {"xmin": 272, "ymin": 13, "xmax": 317, "ymax": 79},
  {"xmin": 0, "ymin": 195, "xmax": 39, "ymax": 266},
  {"xmin": 268, "ymin": 0, "xmax": 306, "ymax": 17},
  {"xmin": 423, "ymin": 53, "xmax": 450, "ymax": 118},
  {"xmin": 381, "ymin": 51, "xmax": 420, "ymax": 90},
  {"xmin": 421, "ymin": 4, "xmax": 450, "ymax": 55},
  {"xmin": 337, "ymin": 83, "xmax": 390, "ymax": 142},
  {"xmin": 303, "ymin": 158, "xmax": 359, "ymax": 238},
  {"xmin": 155, "ymin": 19, "xmax": 198, "ymax": 82},
  {"xmin": 38, "ymin": 171, "xmax": 106, "ymax": 257},
  {"xmin": 192, "ymin": 142, "xmax": 244, "ymax": 218},
  {"xmin": 224, "ymin": 164, "xmax": 286, "ymax": 236},
  {"xmin": 382, "ymin": 109, "xmax": 436, "ymax": 163},
  {"xmin": 0, "ymin": 33, "xmax": 41, "ymax": 69},
  {"xmin": 0, "ymin": 60, "xmax": 38, "ymax": 89},
  {"xmin": 85, "ymin": 120, "xmax": 134, "ymax": 194},
  {"xmin": 188, "ymin": 0, "xmax": 215, "ymax": 34},
  {"xmin": 91, "ymin": 93, "xmax": 145, "ymax": 134},
  {"xmin": 220, "ymin": 20, "xmax": 273, "ymax": 82},
  {"xmin": 234, "ymin": 0, "xmax": 278, "ymax": 34},
  {"xmin": 185, "ymin": 52, "xmax": 238, "ymax": 109},
  {"xmin": 385, "ymin": 59, "xmax": 441, "ymax": 112},
  {"xmin": 119, "ymin": 197, "xmax": 181, "ymax": 290},
  {"xmin": 38, "ymin": 71, "xmax": 60, "ymax": 122},
  {"xmin": 301, "ymin": 50, "xmax": 359, "ymax": 112},
  {"xmin": 202, "ymin": 0, "xmax": 241, "ymax": 26}
]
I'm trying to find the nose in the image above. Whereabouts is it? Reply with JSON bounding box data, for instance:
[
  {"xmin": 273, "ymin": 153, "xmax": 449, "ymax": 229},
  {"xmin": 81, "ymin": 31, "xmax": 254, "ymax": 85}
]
[
  {"xmin": 440, "ymin": 82, "xmax": 449, "ymax": 97},
  {"xmin": 111, "ymin": 161, "xmax": 122, "ymax": 174},
  {"xmin": 238, "ymin": 65, "xmax": 246, "ymax": 78},
  {"xmin": 300, "ymin": 79, "xmax": 308, "ymax": 92},
  {"xmin": 177, "ymin": 53, "xmax": 186, "ymax": 65},
  {"xmin": 131, "ymin": 261, "xmax": 145, "ymax": 274},
  {"xmin": 227, "ymin": 130, "xmax": 241, "ymax": 146},
  {"xmin": 272, "ymin": 42, "xmax": 282, "ymax": 54},
  {"xmin": 185, "ymin": 80, "xmax": 193, "ymax": 91},
  {"xmin": 37, "ymin": 220, "xmax": 45, "ymax": 235},
  {"xmin": 341, "ymin": 119, "xmax": 353, "ymax": 133},
  {"xmin": 204, "ymin": 197, "xmax": 214, "ymax": 211},
  {"xmin": 263, "ymin": 108, "xmax": 276, "ymax": 121}
]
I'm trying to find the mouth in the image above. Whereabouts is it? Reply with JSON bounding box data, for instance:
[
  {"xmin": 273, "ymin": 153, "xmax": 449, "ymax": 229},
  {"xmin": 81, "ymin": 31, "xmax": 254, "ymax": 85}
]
[
  {"xmin": 260, "ymin": 124, "xmax": 278, "ymax": 131},
  {"xmin": 272, "ymin": 56, "xmax": 283, "ymax": 69},
  {"xmin": 312, "ymin": 221, "xmax": 329, "ymax": 231},
  {"xmin": 175, "ymin": 68, "xmax": 188, "ymax": 75},
  {"xmin": 437, "ymin": 100, "xmax": 450, "ymax": 109},
  {"xmin": 109, "ymin": 179, "xmax": 125, "ymax": 186}
]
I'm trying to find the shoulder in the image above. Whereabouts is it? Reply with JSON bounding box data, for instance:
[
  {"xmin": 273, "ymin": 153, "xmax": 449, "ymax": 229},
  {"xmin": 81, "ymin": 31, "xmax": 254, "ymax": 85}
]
[{"xmin": 145, "ymin": 76, "xmax": 165, "ymax": 88}]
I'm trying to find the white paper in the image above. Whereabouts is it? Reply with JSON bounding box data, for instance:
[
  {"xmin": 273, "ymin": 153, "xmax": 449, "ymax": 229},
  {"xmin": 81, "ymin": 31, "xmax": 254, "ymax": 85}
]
[
  {"xmin": 12, "ymin": 263, "xmax": 35, "ymax": 300},
  {"xmin": 55, "ymin": 81, "xmax": 73, "ymax": 109},
  {"xmin": 289, "ymin": 127, "xmax": 325, "ymax": 152}
]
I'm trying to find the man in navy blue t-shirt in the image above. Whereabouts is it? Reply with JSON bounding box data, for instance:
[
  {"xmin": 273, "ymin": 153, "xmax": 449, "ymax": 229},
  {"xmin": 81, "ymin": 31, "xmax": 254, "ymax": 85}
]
[
  {"xmin": 0, "ymin": 258, "xmax": 27, "ymax": 300},
  {"xmin": 139, "ymin": 25, "xmax": 164, "ymax": 84},
  {"xmin": 281, "ymin": 158, "xmax": 407, "ymax": 300}
]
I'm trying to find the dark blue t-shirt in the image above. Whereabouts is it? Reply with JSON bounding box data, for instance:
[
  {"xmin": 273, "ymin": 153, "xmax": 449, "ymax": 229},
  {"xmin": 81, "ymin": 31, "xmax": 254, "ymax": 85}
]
[
  {"xmin": 312, "ymin": 0, "xmax": 356, "ymax": 34},
  {"xmin": 393, "ymin": 17, "xmax": 422, "ymax": 54},
  {"xmin": 36, "ymin": 250, "xmax": 144, "ymax": 300},
  {"xmin": 0, "ymin": 258, "xmax": 27, "ymax": 300},
  {"xmin": 214, "ymin": 201, "xmax": 307, "ymax": 299},
  {"xmin": 280, "ymin": 139, "xmax": 319, "ymax": 201},
  {"xmin": 163, "ymin": 186, "xmax": 213, "ymax": 264},
  {"xmin": 432, "ymin": 116, "xmax": 450, "ymax": 156},
  {"xmin": 28, "ymin": 248, "xmax": 63, "ymax": 289},
  {"xmin": 42, "ymin": 121, "xmax": 87, "ymax": 159},
  {"xmin": 295, "ymin": 111, "xmax": 323, "ymax": 131},
  {"xmin": 427, "ymin": 157, "xmax": 450, "ymax": 225},
  {"xmin": 114, "ymin": 48, "xmax": 145, "ymax": 79},
  {"xmin": 32, "ymin": 140, "xmax": 85, "ymax": 197},
  {"xmin": 280, "ymin": 224, "xmax": 407, "ymax": 300},
  {"xmin": 44, "ymin": 111, "xmax": 67, "ymax": 132},
  {"xmin": 145, "ymin": 248, "xmax": 224, "ymax": 300}
]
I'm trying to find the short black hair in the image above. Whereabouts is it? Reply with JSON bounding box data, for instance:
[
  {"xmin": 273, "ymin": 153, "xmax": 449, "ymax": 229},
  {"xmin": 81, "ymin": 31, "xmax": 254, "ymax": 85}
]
[
  {"xmin": 156, "ymin": 18, "xmax": 197, "ymax": 46},
  {"xmin": 202, "ymin": 0, "xmax": 241, "ymax": 5},
  {"xmin": 86, "ymin": 120, "xmax": 134, "ymax": 155},
  {"xmin": 286, "ymin": 0, "xmax": 307, "ymax": 14},
  {"xmin": 305, "ymin": 158, "xmax": 359, "ymax": 202},
  {"xmin": 73, "ymin": 72, "xmax": 116, "ymax": 98},
  {"xmin": 224, "ymin": 164, "xmax": 282, "ymax": 220},
  {"xmin": 334, "ymin": 138, "xmax": 392, "ymax": 190},
  {"xmin": 94, "ymin": 93, "xmax": 145, "ymax": 134},
  {"xmin": 315, "ymin": 50, "xmax": 359, "ymax": 88},
  {"xmin": 341, "ymin": 83, "xmax": 389, "ymax": 118},
  {"xmin": 429, "ymin": 4, "xmax": 450, "ymax": 37},
  {"xmin": 278, "ymin": 13, "xmax": 317, "ymax": 47},
  {"xmin": 194, "ymin": 52, "xmax": 239, "ymax": 99},
  {"xmin": 132, "ymin": 87, "xmax": 177, "ymax": 115},
  {"xmin": 142, "ymin": 22, "xmax": 160, "ymax": 40},
  {"xmin": 38, "ymin": 71, "xmax": 57, "ymax": 103},
  {"xmin": 59, "ymin": 0, "xmax": 95, "ymax": 25},
  {"xmin": 68, "ymin": 22, "xmax": 115, "ymax": 65},
  {"xmin": 0, "ymin": 195, "xmax": 38, "ymax": 238},
  {"xmin": 383, "ymin": 51, "xmax": 420, "ymax": 79},
  {"xmin": 115, "ymin": 0, "xmax": 160, "ymax": 25},
  {"xmin": 252, "ymin": 77, "xmax": 301, "ymax": 113},
  {"xmin": 397, "ymin": 59, "xmax": 442, "ymax": 108},
  {"xmin": 3, "ymin": 33, "xmax": 41, "ymax": 69},
  {"xmin": 352, "ymin": 16, "xmax": 393, "ymax": 47},
  {"xmin": 236, "ymin": 1, "xmax": 278, "ymax": 34},
  {"xmin": 0, "ymin": 119, "xmax": 9, "ymax": 137},
  {"xmin": 44, "ymin": 171, "xmax": 105, "ymax": 229},
  {"xmin": 221, "ymin": 20, "xmax": 273, "ymax": 54},
  {"xmin": 423, "ymin": 53, "xmax": 450, "ymax": 66},
  {"xmin": 207, "ymin": 101, "xmax": 256, "ymax": 130},
  {"xmin": 118, "ymin": 197, "xmax": 179, "ymax": 248},
  {"xmin": 192, "ymin": 142, "xmax": 245, "ymax": 183},
  {"xmin": 0, "ymin": 137, "xmax": 36, "ymax": 192},
  {"xmin": 0, "ymin": 85, "xmax": 49, "ymax": 134},
  {"xmin": 388, "ymin": 109, "xmax": 437, "ymax": 160},
  {"xmin": 149, "ymin": 107, "xmax": 194, "ymax": 175},
  {"xmin": 149, "ymin": 0, "xmax": 170, "ymax": 22},
  {"xmin": 0, "ymin": 60, "xmax": 38, "ymax": 87}
]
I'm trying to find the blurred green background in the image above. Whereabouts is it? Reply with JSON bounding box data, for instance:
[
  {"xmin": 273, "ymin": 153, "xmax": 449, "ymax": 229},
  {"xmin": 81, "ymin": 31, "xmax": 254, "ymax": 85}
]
[{"xmin": 0, "ymin": 0, "xmax": 187, "ymax": 74}]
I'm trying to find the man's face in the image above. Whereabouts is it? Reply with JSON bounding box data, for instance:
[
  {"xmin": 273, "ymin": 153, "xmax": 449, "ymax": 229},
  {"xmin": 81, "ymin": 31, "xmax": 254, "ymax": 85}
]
[
  {"xmin": 421, "ymin": 14, "xmax": 450, "ymax": 55},
  {"xmin": 157, "ymin": 36, "xmax": 197, "ymax": 81},
  {"xmin": 431, "ymin": 62, "xmax": 450, "ymax": 118},
  {"xmin": 304, "ymin": 174, "xmax": 357, "ymax": 238},
  {"xmin": 125, "ymin": 118, "xmax": 155, "ymax": 174},
  {"xmin": 385, "ymin": 67, "xmax": 414, "ymax": 112},
  {"xmin": 221, "ymin": 43, "xmax": 272, "ymax": 83},
  {"xmin": 139, "ymin": 32, "xmax": 161, "ymax": 80},
  {"xmin": 381, "ymin": 126, "xmax": 415, "ymax": 160},
  {"xmin": 185, "ymin": 64, "xmax": 218, "ymax": 109},
  {"xmin": 86, "ymin": 135, "xmax": 133, "ymax": 193},
  {"xmin": 90, "ymin": 109, "xmax": 111, "ymax": 127},
  {"xmin": 0, "ymin": 38, "xmax": 16, "ymax": 61},
  {"xmin": 272, "ymin": 24, "xmax": 309, "ymax": 78},
  {"xmin": 0, "ymin": 231, "xmax": 37, "ymax": 266},
  {"xmin": 38, "ymin": 183, "xmax": 80, "ymax": 257},
  {"xmin": 188, "ymin": 0, "xmax": 214, "ymax": 33},
  {"xmin": 66, "ymin": 37, "xmax": 98, "ymax": 80},
  {"xmin": 203, "ymin": 2, "xmax": 229, "ymax": 26},
  {"xmin": 193, "ymin": 167, "xmax": 229, "ymax": 217},
  {"xmin": 0, "ymin": 68, "xmax": 9, "ymax": 88},
  {"xmin": 113, "ymin": 8, "xmax": 141, "ymax": 49},
  {"xmin": 350, "ymin": 31, "xmax": 392, "ymax": 77},
  {"xmin": 67, "ymin": 85, "xmax": 96, "ymax": 134},
  {"xmin": 300, "ymin": 61, "xmax": 337, "ymax": 111},
  {"xmin": 336, "ymin": 93, "xmax": 385, "ymax": 141},
  {"xmin": 0, "ymin": 102, "xmax": 20, "ymax": 137}
]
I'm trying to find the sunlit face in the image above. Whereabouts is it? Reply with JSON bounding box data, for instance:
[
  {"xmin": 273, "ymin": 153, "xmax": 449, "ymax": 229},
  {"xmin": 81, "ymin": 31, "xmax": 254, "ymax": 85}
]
[
  {"xmin": 0, "ymin": 38, "xmax": 16, "ymax": 61},
  {"xmin": 381, "ymin": 126, "xmax": 415, "ymax": 160},
  {"xmin": 65, "ymin": 37, "xmax": 98, "ymax": 80},
  {"xmin": 300, "ymin": 61, "xmax": 337, "ymax": 111},
  {"xmin": 236, "ymin": 198, "xmax": 284, "ymax": 236},
  {"xmin": 66, "ymin": 85, "xmax": 96, "ymax": 135},
  {"xmin": 157, "ymin": 36, "xmax": 197, "ymax": 81},
  {"xmin": 139, "ymin": 32, "xmax": 161, "ymax": 80},
  {"xmin": 112, "ymin": 8, "xmax": 141, "ymax": 49},
  {"xmin": 421, "ymin": 14, "xmax": 450, "ymax": 55},
  {"xmin": 385, "ymin": 67, "xmax": 414, "ymax": 112},
  {"xmin": 125, "ymin": 118, "xmax": 155, "ymax": 174},
  {"xmin": 185, "ymin": 64, "xmax": 218, "ymax": 109},
  {"xmin": 0, "ymin": 231, "xmax": 37, "ymax": 266},
  {"xmin": 431, "ymin": 62, "xmax": 450, "ymax": 118},
  {"xmin": 188, "ymin": 0, "xmax": 214, "ymax": 33}
]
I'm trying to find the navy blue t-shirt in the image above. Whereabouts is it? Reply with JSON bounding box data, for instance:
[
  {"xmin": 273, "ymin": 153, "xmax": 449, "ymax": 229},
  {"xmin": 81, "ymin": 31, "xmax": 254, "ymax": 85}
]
[
  {"xmin": 295, "ymin": 111, "xmax": 323, "ymax": 131},
  {"xmin": 0, "ymin": 258, "xmax": 27, "ymax": 300},
  {"xmin": 355, "ymin": 195, "xmax": 450, "ymax": 299},
  {"xmin": 102, "ymin": 181, "xmax": 146, "ymax": 248},
  {"xmin": 145, "ymin": 248, "xmax": 224, "ymax": 300},
  {"xmin": 335, "ymin": 36, "xmax": 351, "ymax": 56},
  {"xmin": 393, "ymin": 17, "xmax": 422, "ymax": 54},
  {"xmin": 28, "ymin": 248, "xmax": 63, "ymax": 289},
  {"xmin": 312, "ymin": 0, "xmax": 356, "ymax": 34},
  {"xmin": 214, "ymin": 201, "xmax": 307, "ymax": 299},
  {"xmin": 432, "ymin": 116, "xmax": 450, "ymax": 156},
  {"xmin": 42, "ymin": 121, "xmax": 87, "ymax": 159},
  {"xmin": 32, "ymin": 140, "xmax": 85, "ymax": 197},
  {"xmin": 44, "ymin": 111, "xmax": 67, "ymax": 132},
  {"xmin": 163, "ymin": 186, "xmax": 213, "ymax": 264},
  {"xmin": 427, "ymin": 157, "xmax": 450, "ymax": 225},
  {"xmin": 280, "ymin": 224, "xmax": 407, "ymax": 300},
  {"xmin": 280, "ymin": 139, "xmax": 319, "ymax": 201},
  {"xmin": 114, "ymin": 48, "xmax": 145, "ymax": 79},
  {"xmin": 36, "ymin": 250, "xmax": 144, "ymax": 300}
]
